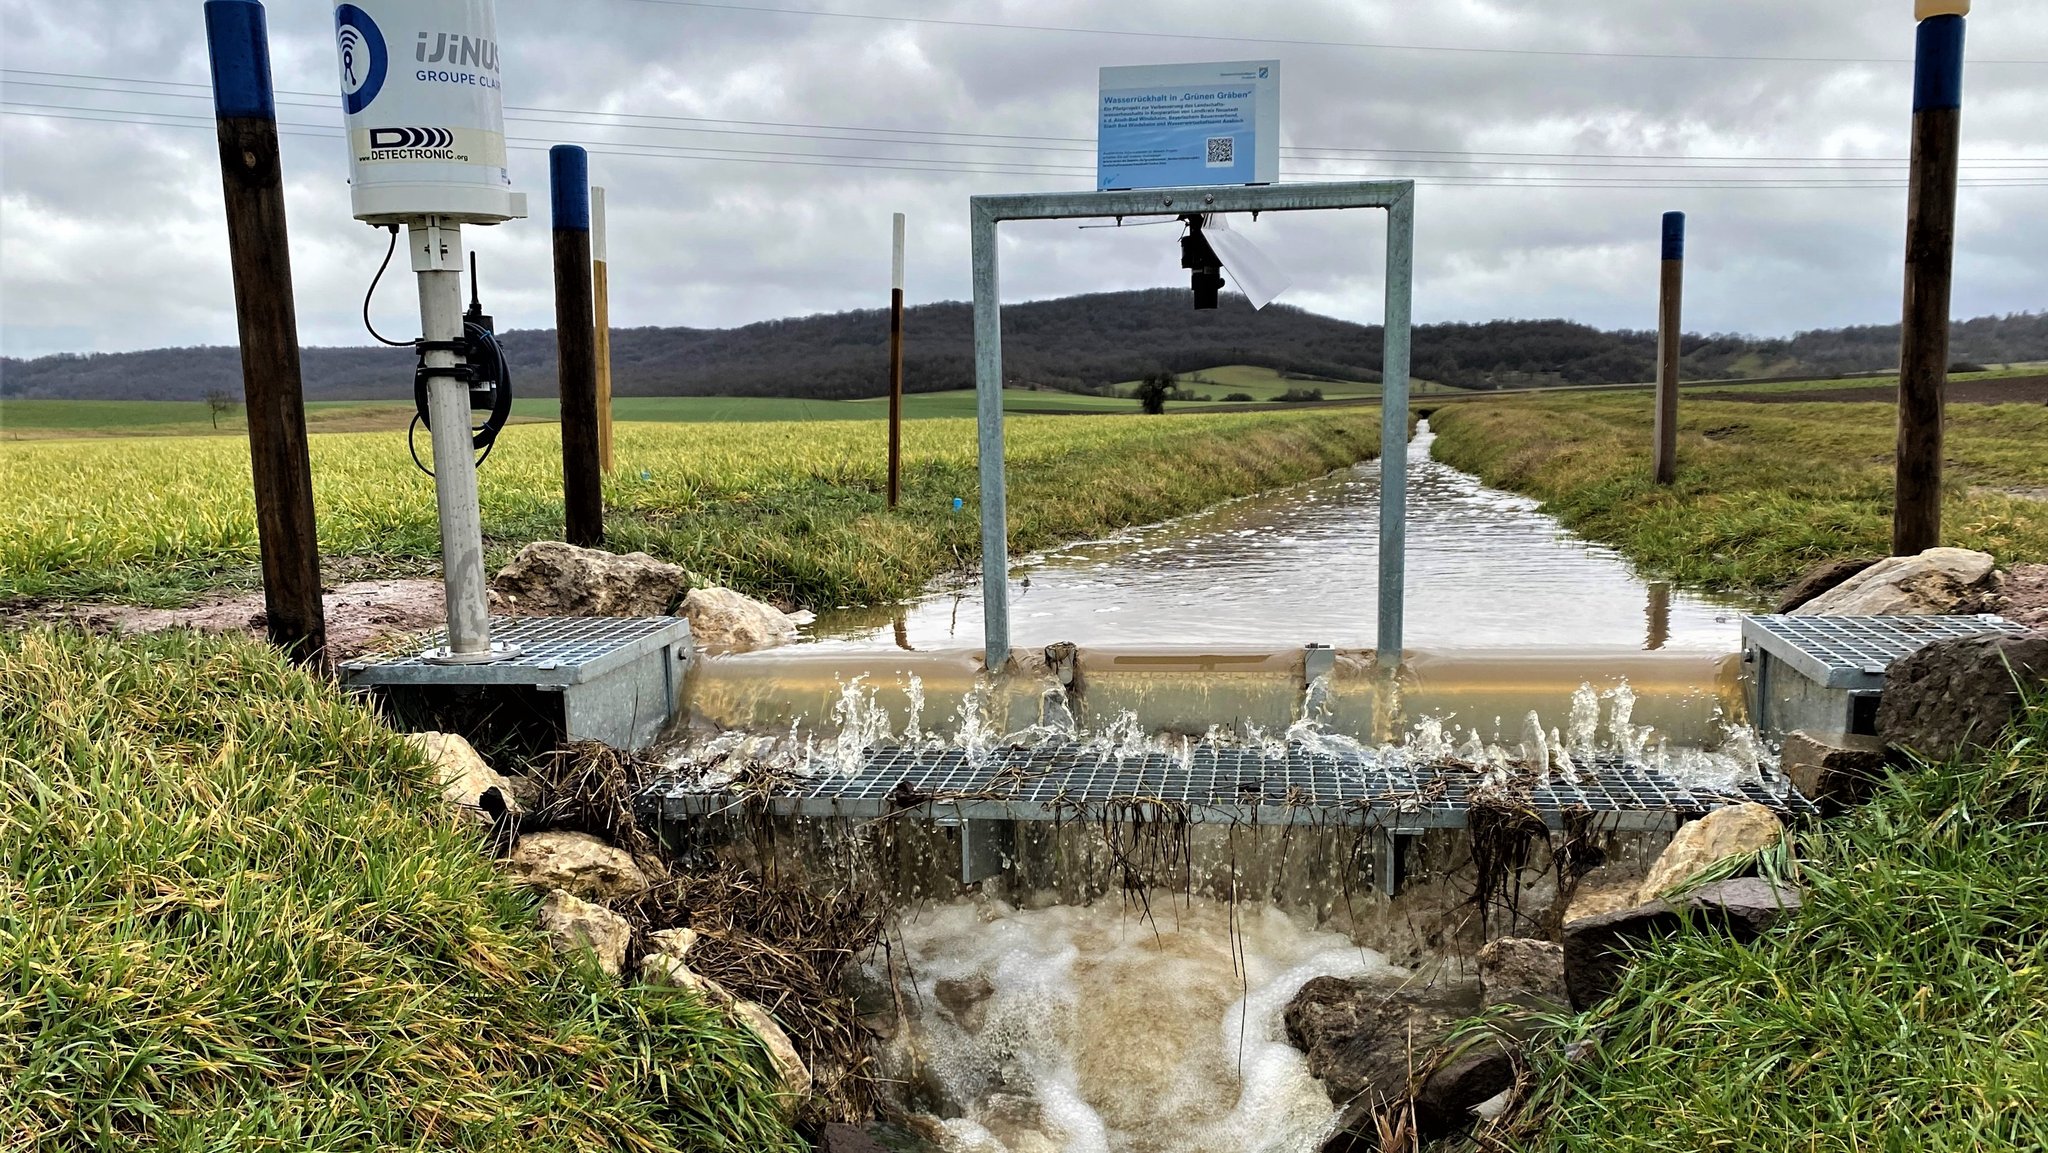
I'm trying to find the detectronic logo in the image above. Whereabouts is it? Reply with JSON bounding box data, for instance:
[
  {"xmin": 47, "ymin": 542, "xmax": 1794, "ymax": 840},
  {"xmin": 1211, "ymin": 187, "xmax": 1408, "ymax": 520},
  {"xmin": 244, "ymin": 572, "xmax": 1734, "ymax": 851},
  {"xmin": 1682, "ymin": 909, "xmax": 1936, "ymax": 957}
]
[{"xmin": 335, "ymin": 5, "xmax": 389, "ymax": 114}]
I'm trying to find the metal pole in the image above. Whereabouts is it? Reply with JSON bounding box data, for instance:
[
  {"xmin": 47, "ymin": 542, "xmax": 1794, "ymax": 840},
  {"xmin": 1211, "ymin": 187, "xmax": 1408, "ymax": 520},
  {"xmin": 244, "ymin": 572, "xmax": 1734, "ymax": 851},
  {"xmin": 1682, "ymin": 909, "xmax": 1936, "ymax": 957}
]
[
  {"xmin": 971, "ymin": 205, "xmax": 1010, "ymax": 670},
  {"xmin": 888, "ymin": 212, "xmax": 906, "ymax": 509},
  {"xmin": 552, "ymin": 146, "xmax": 604, "ymax": 547},
  {"xmin": 1654, "ymin": 211, "xmax": 1685, "ymax": 486},
  {"xmin": 203, "ymin": 0, "xmax": 326, "ymax": 668},
  {"xmin": 409, "ymin": 218, "xmax": 499, "ymax": 661},
  {"xmin": 592, "ymin": 185, "xmax": 615, "ymax": 474},
  {"xmin": 1376, "ymin": 189, "xmax": 1414, "ymax": 672},
  {"xmin": 1894, "ymin": 2, "xmax": 1967, "ymax": 556}
]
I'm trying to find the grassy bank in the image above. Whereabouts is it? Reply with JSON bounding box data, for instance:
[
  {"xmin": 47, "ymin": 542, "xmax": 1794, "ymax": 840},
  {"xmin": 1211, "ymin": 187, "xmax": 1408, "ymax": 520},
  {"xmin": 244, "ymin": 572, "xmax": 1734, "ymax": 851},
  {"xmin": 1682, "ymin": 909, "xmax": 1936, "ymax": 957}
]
[
  {"xmin": 0, "ymin": 627, "xmax": 802, "ymax": 1152},
  {"xmin": 0, "ymin": 408, "xmax": 1378, "ymax": 608},
  {"xmin": 1513, "ymin": 700, "xmax": 2048, "ymax": 1150},
  {"xmin": 1427, "ymin": 393, "xmax": 2048, "ymax": 597}
]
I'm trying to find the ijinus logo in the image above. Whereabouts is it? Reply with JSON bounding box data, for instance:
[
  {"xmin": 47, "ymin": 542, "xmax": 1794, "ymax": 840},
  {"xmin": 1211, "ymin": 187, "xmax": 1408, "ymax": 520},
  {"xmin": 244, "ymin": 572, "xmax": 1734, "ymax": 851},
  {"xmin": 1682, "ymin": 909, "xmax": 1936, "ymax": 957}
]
[
  {"xmin": 417, "ymin": 31, "xmax": 499, "ymax": 72},
  {"xmin": 334, "ymin": 4, "xmax": 389, "ymax": 115}
]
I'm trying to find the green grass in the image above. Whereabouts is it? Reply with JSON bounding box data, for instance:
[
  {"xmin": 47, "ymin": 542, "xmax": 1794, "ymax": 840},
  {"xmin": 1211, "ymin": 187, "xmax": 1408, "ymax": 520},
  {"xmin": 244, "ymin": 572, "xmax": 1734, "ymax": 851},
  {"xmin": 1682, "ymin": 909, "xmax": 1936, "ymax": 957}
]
[
  {"xmin": 0, "ymin": 626, "xmax": 803, "ymax": 1152},
  {"xmin": 1426, "ymin": 392, "xmax": 2048, "ymax": 596},
  {"xmin": 1513, "ymin": 700, "xmax": 2048, "ymax": 1150},
  {"xmin": 0, "ymin": 408, "xmax": 1380, "ymax": 609}
]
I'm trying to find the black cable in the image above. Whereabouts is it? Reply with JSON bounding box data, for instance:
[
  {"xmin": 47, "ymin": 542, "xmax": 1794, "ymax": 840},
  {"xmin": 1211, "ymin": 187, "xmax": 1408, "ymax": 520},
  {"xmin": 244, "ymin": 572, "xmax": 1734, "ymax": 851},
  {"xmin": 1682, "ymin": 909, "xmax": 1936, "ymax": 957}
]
[{"xmin": 363, "ymin": 225, "xmax": 412, "ymax": 347}]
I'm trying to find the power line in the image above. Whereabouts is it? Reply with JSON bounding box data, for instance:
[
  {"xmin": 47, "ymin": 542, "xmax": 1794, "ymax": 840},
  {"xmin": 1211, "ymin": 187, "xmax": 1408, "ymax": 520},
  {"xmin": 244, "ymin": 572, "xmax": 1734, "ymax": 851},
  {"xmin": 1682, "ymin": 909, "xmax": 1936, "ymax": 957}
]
[
  {"xmin": 606, "ymin": 0, "xmax": 2048, "ymax": 66},
  {"xmin": 8, "ymin": 70, "xmax": 2046, "ymax": 171},
  {"xmin": 11, "ymin": 104, "xmax": 2048, "ymax": 190}
]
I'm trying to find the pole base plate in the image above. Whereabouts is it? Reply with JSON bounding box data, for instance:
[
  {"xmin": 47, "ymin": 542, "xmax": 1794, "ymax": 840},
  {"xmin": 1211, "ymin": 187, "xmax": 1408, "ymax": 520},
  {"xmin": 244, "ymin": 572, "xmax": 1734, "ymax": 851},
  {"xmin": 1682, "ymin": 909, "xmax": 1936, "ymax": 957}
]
[{"xmin": 421, "ymin": 641, "xmax": 526, "ymax": 666}]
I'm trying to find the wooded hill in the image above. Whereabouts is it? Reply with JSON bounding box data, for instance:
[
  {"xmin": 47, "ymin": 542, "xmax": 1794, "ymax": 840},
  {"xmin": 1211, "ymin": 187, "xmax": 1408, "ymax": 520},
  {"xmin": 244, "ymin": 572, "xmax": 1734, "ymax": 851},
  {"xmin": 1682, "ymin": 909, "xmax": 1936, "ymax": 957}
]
[{"xmin": 5, "ymin": 290, "xmax": 2044, "ymax": 403}]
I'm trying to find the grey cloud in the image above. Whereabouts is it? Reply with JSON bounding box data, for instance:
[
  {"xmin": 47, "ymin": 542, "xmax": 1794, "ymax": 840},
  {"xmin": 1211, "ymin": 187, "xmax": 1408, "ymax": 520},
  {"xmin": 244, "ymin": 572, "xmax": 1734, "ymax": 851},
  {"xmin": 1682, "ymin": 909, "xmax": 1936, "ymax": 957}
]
[{"xmin": 1, "ymin": 0, "xmax": 2044, "ymax": 361}]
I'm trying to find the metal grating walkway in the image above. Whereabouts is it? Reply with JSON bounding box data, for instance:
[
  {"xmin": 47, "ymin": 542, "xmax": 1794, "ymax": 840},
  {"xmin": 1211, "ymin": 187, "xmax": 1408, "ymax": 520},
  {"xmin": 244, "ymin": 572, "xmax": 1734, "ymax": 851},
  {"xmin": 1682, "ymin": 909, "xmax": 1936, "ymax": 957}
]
[
  {"xmin": 341, "ymin": 616, "xmax": 688, "ymax": 688},
  {"xmin": 1743, "ymin": 614, "xmax": 2022, "ymax": 690},
  {"xmin": 657, "ymin": 742, "xmax": 1818, "ymax": 832}
]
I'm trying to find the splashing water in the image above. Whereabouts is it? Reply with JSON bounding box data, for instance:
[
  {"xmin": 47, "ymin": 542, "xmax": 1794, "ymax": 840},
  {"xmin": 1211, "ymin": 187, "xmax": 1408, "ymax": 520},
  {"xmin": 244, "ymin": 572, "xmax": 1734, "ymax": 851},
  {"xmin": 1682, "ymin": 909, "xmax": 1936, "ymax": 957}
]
[
  {"xmin": 824, "ymin": 676, "xmax": 894, "ymax": 776},
  {"xmin": 881, "ymin": 897, "xmax": 1402, "ymax": 1153}
]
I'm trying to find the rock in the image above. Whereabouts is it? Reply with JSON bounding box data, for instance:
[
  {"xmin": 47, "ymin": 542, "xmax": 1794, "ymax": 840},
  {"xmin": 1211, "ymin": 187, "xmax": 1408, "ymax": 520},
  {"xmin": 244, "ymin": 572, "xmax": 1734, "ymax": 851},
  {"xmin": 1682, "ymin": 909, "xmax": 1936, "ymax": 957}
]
[
  {"xmin": 1477, "ymin": 937, "xmax": 1567, "ymax": 1013},
  {"xmin": 505, "ymin": 831, "xmax": 651, "ymax": 900},
  {"xmin": 537, "ymin": 888, "xmax": 632, "ymax": 977},
  {"xmin": 682, "ymin": 586, "xmax": 800, "ymax": 652},
  {"xmin": 491, "ymin": 540, "xmax": 688, "ymax": 617},
  {"xmin": 933, "ymin": 975, "xmax": 996, "ymax": 1033},
  {"xmin": 1637, "ymin": 803, "xmax": 1783, "ymax": 901},
  {"xmin": 1564, "ymin": 878, "xmax": 1802, "ymax": 1008},
  {"xmin": 1876, "ymin": 630, "xmax": 2048, "ymax": 761},
  {"xmin": 2002, "ymin": 563, "xmax": 2048, "ymax": 630},
  {"xmin": 405, "ymin": 730, "xmax": 520, "ymax": 817},
  {"xmin": 647, "ymin": 926, "xmax": 698, "ymax": 960},
  {"xmin": 1778, "ymin": 730, "xmax": 1887, "ymax": 811},
  {"xmin": 1776, "ymin": 557, "xmax": 1882, "ymax": 613},
  {"xmin": 639, "ymin": 953, "xmax": 737, "ymax": 1004},
  {"xmin": 1413, "ymin": 1037, "xmax": 1518, "ymax": 1137},
  {"xmin": 1283, "ymin": 975, "xmax": 1479, "ymax": 1107},
  {"xmin": 733, "ymin": 1000, "xmax": 813, "ymax": 1102},
  {"xmin": 813, "ymin": 1123, "xmax": 890, "ymax": 1153},
  {"xmin": 1791, "ymin": 547, "xmax": 2002, "ymax": 617},
  {"xmin": 1562, "ymin": 867, "xmax": 1645, "ymax": 924}
]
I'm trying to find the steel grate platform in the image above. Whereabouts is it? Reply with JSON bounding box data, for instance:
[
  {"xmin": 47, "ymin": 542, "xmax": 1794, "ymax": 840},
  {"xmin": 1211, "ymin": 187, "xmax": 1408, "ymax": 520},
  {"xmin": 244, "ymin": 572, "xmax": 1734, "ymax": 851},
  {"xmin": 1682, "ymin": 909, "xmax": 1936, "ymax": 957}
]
[
  {"xmin": 657, "ymin": 742, "xmax": 1818, "ymax": 832},
  {"xmin": 1743, "ymin": 614, "xmax": 2022, "ymax": 691},
  {"xmin": 340, "ymin": 616, "xmax": 688, "ymax": 688}
]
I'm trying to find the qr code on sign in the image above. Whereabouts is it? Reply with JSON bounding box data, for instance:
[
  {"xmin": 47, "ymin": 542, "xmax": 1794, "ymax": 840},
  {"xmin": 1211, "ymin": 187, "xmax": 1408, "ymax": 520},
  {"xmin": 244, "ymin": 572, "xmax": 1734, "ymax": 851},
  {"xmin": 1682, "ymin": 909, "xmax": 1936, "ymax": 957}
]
[{"xmin": 1205, "ymin": 136, "xmax": 1234, "ymax": 167}]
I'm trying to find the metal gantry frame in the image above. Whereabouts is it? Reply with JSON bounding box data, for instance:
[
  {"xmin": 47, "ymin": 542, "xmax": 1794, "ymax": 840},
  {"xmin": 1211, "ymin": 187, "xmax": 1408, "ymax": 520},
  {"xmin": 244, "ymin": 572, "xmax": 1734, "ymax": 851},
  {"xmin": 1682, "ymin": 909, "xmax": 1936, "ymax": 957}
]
[{"xmin": 969, "ymin": 180, "xmax": 1417, "ymax": 671}]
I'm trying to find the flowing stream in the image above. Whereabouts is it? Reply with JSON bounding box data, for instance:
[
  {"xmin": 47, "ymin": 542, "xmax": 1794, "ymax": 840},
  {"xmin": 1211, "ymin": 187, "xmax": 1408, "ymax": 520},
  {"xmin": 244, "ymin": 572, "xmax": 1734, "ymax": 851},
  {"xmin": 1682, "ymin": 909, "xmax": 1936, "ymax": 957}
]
[{"xmin": 804, "ymin": 422, "xmax": 1746, "ymax": 651}]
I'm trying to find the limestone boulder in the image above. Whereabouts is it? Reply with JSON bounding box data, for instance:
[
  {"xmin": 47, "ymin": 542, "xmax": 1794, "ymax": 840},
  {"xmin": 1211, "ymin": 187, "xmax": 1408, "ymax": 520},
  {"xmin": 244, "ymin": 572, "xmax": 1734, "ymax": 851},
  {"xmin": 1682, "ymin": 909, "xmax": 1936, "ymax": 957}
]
[
  {"xmin": 505, "ymin": 830, "xmax": 651, "ymax": 900},
  {"xmin": 1776, "ymin": 557, "xmax": 1882, "ymax": 613},
  {"xmin": 1477, "ymin": 937, "xmax": 1568, "ymax": 1013},
  {"xmin": 492, "ymin": 540, "xmax": 688, "ymax": 617},
  {"xmin": 682, "ymin": 586, "xmax": 800, "ymax": 652},
  {"xmin": 1876, "ymin": 630, "xmax": 2048, "ymax": 761},
  {"xmin": 1637, "ymin": 803, "xmax": 1783, "ymax": 901},
  {"xmin": 1791, "ymin": 547, "xmax": 2002, "ymax": 616},
  {"xmin": 1564, "ymin": 878, "xmax": 1802, "ymax": 1008},
  {"xmin": 537, "ymin": 888, "xmax": 632, "ymax": 977},
  {"xmin": 406, "ymin": 730, "xmax": 519, "ymax": 817}
]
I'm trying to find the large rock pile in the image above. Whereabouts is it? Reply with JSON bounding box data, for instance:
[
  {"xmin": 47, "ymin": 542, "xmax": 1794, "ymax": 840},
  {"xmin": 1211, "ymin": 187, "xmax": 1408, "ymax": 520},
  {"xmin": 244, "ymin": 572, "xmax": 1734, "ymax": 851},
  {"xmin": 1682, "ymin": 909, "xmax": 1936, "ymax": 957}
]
[
  {"xmin": 1789, "ymin": 547, "xmax": 2003, "ymax": 616},
  {"xmin": 491, "ymin": 540, "xmax": 802, "ymax": 651}
]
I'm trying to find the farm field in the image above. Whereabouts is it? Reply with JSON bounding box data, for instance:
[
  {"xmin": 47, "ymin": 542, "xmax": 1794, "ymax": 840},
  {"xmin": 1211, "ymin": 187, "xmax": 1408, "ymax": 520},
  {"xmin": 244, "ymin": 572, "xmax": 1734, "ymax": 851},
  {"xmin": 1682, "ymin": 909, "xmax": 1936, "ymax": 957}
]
[
  {"xmin": 1427, "ymin": 391, "xmax": 2048, "ymax": 596},
  {"xmin": 0, "ymin": 407, "xmax": 1380, "ymax": 610}
]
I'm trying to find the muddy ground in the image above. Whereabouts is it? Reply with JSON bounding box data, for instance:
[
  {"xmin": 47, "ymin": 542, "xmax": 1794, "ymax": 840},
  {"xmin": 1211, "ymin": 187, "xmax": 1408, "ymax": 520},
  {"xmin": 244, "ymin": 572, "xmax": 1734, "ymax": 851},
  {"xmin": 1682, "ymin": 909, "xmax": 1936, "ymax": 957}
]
[
  {"xmin": 4, "ymin": 580, "xmax": 450, "ymax": 664},
  {"xmin": 1696, "ymin": 374, "xmax": 2048, "ymax": 406}
]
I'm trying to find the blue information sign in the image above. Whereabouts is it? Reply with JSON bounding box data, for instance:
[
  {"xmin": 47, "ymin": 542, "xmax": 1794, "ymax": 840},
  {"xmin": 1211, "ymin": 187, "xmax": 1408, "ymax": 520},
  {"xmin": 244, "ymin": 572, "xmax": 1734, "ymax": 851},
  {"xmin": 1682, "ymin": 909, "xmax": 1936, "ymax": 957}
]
[{"xmin": 1097, "ymin": 61, "xmax": 1279, "ymax": 191}]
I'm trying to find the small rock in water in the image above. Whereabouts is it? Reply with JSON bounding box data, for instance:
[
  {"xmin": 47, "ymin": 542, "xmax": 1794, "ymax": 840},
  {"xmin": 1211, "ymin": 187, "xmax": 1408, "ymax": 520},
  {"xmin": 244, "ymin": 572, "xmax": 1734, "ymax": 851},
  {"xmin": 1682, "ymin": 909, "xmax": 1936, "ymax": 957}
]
[{"xmin": 683, "ymin": 586, "xmax": 802, "ymax": 652}]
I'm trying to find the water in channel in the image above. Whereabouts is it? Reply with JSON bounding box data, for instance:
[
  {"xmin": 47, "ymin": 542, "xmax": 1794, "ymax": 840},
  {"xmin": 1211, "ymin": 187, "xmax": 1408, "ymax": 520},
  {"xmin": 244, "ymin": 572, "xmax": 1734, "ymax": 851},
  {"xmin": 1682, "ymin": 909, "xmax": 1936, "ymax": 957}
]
[{"xmin": 803, "ymin": 422, "xmax": 1745, "ymax": 652}]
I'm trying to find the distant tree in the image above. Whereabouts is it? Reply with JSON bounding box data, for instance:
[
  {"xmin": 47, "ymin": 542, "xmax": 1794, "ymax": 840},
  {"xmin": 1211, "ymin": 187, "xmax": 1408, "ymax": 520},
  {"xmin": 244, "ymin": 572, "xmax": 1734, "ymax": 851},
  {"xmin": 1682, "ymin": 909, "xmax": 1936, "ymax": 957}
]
[
  {"xmin": 1222, "ymin": 392, "xmax": 1256, "ymax": 402},
  {"xmin": 1135, "ymin": 370, "xmax": 1176, "ymax": 415},
  {"xmin": 1949, "ymin": 361, "xmax": 1989, "ymax": 374},
  {"xmin": 1276, "ymin": 387, "xmax": 1324, "ymax": 403},
  {"xmin": 204, "ymin": 388, "xmax": 236, "ymax": 429}
]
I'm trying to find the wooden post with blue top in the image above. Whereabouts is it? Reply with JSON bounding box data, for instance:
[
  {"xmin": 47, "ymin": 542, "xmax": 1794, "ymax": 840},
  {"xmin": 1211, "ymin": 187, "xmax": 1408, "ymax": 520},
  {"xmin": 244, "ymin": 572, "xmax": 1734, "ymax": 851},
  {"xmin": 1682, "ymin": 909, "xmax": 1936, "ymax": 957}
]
[
  {"xmin": 203, "ymin": 0, "xmax": 326, "ymax": 666},
  {"xmin": 1654, "ymin": 211, "xmax": 1685, "ymax": 486},
  {"xmin": 1894, "ymin": 0, "xmax": 1969, "ymax": 556},
  {"xmin": 552, "ymin": 145, "xmax": 604, "ymax": 547}
]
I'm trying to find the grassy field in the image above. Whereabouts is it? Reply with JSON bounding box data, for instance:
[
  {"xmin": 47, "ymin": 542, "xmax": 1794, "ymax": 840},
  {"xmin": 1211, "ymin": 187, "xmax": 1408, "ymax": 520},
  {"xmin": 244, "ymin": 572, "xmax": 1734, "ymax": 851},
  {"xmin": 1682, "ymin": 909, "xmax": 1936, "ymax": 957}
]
[
  {"xmin": 1427, "ymin": 392, "xmax": 2048, "ymax": 596},
  {"xmin": 1512, "ymin": 701, "xmax": 2048, "ymax": 1150},
  {"xmin": 0, "ymin": 627, "xmax": 802, "ymax": 1152},
  {"xmin": 0, "ymin": 408, "xmax": 1380, "ymax": 608}
]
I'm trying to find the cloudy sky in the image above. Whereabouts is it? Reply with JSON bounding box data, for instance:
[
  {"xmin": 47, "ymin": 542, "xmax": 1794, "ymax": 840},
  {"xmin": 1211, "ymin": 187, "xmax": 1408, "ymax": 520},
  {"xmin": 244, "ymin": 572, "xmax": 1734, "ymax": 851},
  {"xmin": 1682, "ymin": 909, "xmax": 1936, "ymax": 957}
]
[{"xmin": 2, "ymin": 0, "xmax": 2044, "ymax": 360}]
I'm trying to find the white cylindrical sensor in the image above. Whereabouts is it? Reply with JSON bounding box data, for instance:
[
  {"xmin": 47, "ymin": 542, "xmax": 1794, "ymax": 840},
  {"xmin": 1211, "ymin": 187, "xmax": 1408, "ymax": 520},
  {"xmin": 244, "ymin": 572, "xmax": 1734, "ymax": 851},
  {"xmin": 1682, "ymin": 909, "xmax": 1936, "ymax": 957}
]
[{"xmin": 333, "ymin": 1, "xmax": 526, "ymax": 224}]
